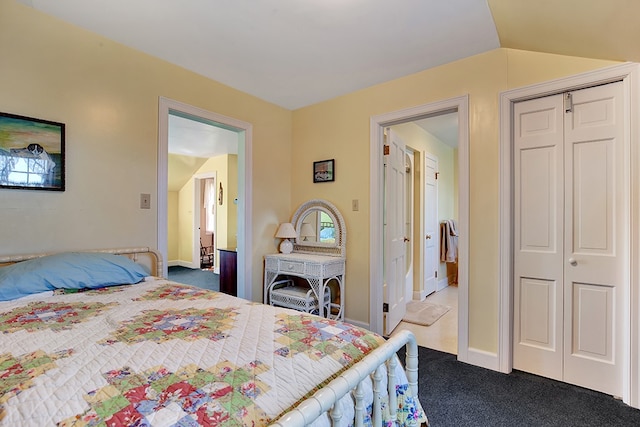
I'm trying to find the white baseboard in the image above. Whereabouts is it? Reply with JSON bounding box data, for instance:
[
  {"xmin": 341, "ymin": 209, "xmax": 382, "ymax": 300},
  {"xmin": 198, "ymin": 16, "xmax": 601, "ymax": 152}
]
[
  {"xmin": 463, "ymin": 346, "xmax": 500, "ymax": 371},
  {"xmin": 167, "ymin": 260, "xmax": 198, "ymax": 269},
  {"xmin": 413, "ymin": 289, "xmax": 428, "ymax": 301}
]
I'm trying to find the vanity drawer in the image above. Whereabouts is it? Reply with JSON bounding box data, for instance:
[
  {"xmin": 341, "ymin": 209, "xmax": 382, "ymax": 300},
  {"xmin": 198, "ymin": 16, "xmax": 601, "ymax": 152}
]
[{"xmin": 278, "ymin": 259, "xmax": 305, "ymax": 274}]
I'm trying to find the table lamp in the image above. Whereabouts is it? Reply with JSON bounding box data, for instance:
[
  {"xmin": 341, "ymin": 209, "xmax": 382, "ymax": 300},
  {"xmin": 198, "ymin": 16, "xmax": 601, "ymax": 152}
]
[{"xmin": 275, "ymin": 222, "xmax": 297, "ymax": 254}]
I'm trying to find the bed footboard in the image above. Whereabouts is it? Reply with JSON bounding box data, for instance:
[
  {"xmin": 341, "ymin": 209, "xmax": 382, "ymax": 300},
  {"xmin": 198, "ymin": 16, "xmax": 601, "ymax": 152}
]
[{"xmin": 271, "ymin": 329, "xmax": 419, "ymax": 427}]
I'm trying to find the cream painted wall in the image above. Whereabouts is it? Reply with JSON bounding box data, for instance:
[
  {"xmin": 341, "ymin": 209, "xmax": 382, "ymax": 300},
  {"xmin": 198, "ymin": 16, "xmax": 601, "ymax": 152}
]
[
  {"xmin": 0, "ymin": 0, "xmax": 292, "ymax": 300},
  {"xmin": 292, "ymin": 48, "xmax": 619, "ymax": 353},
  {"xmin": 391, "ymin": 122, "xmax": 457, "ymax": 285}
]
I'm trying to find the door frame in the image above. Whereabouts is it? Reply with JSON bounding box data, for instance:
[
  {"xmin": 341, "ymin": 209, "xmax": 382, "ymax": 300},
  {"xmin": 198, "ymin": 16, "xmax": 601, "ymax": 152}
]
[
  {"xmin": 370, "ymin": 95, "xmax": 470, "ymax": 362},
  {"xmin": 498, "ymin": 63, "xmax": 640, "ymax": 407},
  {"xmin": 158, "ymin": 97, "xmax": 254, "ymax": 300}
]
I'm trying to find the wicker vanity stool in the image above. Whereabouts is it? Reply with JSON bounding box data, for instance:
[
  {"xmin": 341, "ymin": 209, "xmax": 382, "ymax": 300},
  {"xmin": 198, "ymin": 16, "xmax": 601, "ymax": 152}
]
[{"xmin": 267, "ymin": 278, "xmax": 331, "ymax": 316}]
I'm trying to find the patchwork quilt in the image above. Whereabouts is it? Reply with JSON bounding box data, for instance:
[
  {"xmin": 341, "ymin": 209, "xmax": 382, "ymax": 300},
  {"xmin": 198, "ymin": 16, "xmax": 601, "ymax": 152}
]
[{"xmin": 0, "ymin": 279, "xmax": 425, "ymax": 426}]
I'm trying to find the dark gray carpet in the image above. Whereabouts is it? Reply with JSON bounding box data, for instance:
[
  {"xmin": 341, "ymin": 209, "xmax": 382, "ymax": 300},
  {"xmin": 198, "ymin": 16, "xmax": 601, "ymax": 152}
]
[
  {"xmin": 398, "ymin": 346, "xmax": 640, "ymax": 427},
  {"xmin": 167, "ymin": 266, "xmax": 219, "ymax": 292}
]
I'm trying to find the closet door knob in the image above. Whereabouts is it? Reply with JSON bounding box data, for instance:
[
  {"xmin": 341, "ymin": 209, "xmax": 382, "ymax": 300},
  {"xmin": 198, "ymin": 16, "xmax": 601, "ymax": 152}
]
[
  {"xmin": 569, "ymin": 258, "xmax": 577, "ymax": 266},
  {"xmin": 425, "ymin": 234, "xmax": 432, "ymax": 240}
]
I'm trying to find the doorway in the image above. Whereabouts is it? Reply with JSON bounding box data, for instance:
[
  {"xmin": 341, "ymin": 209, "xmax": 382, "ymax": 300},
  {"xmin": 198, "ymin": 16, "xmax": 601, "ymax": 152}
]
[
  {"xmin": 386, "ymin": 117, "xmax": 459, "ymax": 354},
  {"xmin": 158, "ymin": 97, "xmax": 254, "ymax": 300},
  {"xmin": 370, "ymin": 95, "xmax": 470, "ymax": 362}
]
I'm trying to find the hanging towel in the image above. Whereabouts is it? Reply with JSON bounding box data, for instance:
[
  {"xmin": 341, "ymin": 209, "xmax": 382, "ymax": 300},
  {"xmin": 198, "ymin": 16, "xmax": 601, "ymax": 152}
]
[{"xmin": 440, "ymin": 220, "xmax": 458, "ymax": 263}]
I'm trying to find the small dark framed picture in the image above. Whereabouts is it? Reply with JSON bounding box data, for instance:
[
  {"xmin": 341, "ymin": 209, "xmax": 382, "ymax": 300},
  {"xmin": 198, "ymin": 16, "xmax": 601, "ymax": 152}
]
[
  {"xmin": 0, "ymin": 112, "xmax": 65, "ymax": 191},
  {"xmin": 313, "ymin": 159, "xmax": 335, "ymax": 183}
]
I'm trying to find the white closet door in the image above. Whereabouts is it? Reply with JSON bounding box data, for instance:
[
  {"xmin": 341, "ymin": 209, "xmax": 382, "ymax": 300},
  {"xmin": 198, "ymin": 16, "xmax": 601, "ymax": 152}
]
[
  {"xmin": 562, "ymin": 82, "xmax": 626, "ymax": 395},
  {"xmin": 514, "ymin": 81, "xmax": 627, "ymax": 397},
  {"xmin": 513, "ymin": 93, "xmax": 565, "ymax": 381}
]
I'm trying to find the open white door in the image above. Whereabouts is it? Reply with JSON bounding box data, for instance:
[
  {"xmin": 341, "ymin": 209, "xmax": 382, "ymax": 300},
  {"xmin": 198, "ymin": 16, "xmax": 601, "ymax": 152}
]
[
  {"xmin": 424, "ymin": 152, "xmax": 438, "ymax": 295},
  {"xmin": 384, "ymin": 128, "xmax": 407, "ymax": 335},
  {"xmin": 404, "ymin": 151, "xmax": 414, "ymax": 302}
]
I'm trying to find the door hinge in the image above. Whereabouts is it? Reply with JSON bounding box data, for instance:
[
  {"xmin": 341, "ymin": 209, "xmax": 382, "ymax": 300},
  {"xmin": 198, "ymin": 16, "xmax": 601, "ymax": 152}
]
[
  {"xmin": 435, "ymin": 271, "xmax": 438, "ymax": 278},
  {"xmin": 383, "ymin": 303, "xmax": 389, "ymax": 313},
  {"xmin": 564, "ymin": 92, "xmax": 573, "ymax": 113},
  {"xmin": 435, "ymin": 172, "xmax": 439, "ymax": 180},
  {"xmin": 383, "ymin": 144, "xmax": 390, "ymax": 156}
]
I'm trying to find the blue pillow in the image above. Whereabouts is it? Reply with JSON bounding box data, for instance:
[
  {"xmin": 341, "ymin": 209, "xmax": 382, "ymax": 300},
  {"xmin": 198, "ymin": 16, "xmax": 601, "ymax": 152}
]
[{"xmin": 0, "ymin": 252, "xmax": 149, "ymax": 301}]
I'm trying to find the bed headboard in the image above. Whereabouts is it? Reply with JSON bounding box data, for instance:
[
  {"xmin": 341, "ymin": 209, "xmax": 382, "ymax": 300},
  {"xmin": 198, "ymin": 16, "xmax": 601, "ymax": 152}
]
[{"xmin": 0, "ymin": 247, "xmax": 164, "ymax": 277}]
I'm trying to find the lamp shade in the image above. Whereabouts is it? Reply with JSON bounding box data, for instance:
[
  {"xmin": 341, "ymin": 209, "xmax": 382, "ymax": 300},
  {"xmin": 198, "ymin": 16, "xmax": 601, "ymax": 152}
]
[
  {"xmin": 275, "ymin": 222, "xmax": 297, "ymax": 239},
  {"xmin": 300, "ymin": 223, "xmax": 316, "ymax": 240},
  {"xmin": 275, "ymin": 222, "xmax": 297, "ymax": 254}
]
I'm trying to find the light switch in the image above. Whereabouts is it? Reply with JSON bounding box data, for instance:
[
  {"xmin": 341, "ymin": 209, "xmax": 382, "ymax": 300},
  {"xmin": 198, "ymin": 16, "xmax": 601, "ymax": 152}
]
[
  {"xmin": 352, "ymin": 199, "xmax": 359, "ymax": 211},
  {"xmin": 140, "ymin": 193, "xmax": 151, "ymax": 209}
]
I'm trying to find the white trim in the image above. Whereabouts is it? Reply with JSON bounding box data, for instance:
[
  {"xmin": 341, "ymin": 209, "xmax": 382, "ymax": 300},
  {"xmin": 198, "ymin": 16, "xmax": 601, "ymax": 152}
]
[
  {"xmin": 498, "ymin": 63, "xmax": 640, "ymax": 407},
  {"xmin": 168, "ymin": 260, "xmax": 193, "ymax": 268},
  {"xmin": 413, "ymin": 289, "xmax": 428, "ymax": 301},
  {"xmin": 466, "ymin": 347, "xmax": 500, "ymax": 371},
  {"xmin": 370, "ymin": 95, "xmax": 470, "ymax": 365},
  {"xmin": 158, "ymin": 97, "xmax": 253, "ymax": 300}
]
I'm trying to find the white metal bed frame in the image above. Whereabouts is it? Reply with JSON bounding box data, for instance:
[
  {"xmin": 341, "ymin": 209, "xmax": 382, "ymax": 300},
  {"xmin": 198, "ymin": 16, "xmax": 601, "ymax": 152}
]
[{"xmin": 0, "ymin": 247, "xmax": 422, "ymax": 426}]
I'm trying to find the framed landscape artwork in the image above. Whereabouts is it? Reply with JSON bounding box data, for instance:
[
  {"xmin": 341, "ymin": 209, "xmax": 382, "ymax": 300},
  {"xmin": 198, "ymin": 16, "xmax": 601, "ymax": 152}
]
[{"xmin": 0, "ymin": 112, "xmax": 65, "ymax": 191}]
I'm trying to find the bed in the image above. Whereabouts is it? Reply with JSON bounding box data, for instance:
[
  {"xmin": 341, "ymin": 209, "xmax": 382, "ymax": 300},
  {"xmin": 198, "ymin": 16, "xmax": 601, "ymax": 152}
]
[{"xmin": 0, "ymin": 247, "xmax": 426, "ymax": 426}]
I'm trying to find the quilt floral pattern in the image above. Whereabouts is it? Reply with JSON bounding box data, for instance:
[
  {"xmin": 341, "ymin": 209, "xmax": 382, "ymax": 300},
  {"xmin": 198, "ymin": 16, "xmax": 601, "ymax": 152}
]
[
  {"xmin": 0, "ymin": 279, "xmax": 427, "ymax": 426},
  {"xmin": 100, "ymin": 307, "xmax": 239, "ymax": 345},
  {"xmin": 0, "ymin": 349, "xmax": 73, "ymax": 420},
  {"xmin": 135, "ymin": 284, "xmax": 220, "ymax": 301},
  {"xmin": 58, "ymin": 360, "xmax": 271, "ymax": 427},
  {"xmin": 0, "ymin": 301, "xmax": 117, "ymax": 333},
  {"xmin": 273, "ymin": 314, "xmax": 384, "ymax": 365}
]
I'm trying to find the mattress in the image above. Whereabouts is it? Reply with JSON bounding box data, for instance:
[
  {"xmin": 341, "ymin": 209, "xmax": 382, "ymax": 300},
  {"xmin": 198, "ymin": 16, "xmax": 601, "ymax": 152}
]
[{"xmin": 0, "ymin": 278, "xmax": 424, "ymax": 426}]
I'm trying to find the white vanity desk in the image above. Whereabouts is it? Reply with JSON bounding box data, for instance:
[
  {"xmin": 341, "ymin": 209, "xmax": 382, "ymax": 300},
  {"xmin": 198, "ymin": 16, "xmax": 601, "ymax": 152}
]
[
  {"xmin": 264, "ymin": 199, "xmax": 346, "ymax": 321},
  {"xmin": 263, "ymin": 253, "xmax": 345, "ymax": 320}
]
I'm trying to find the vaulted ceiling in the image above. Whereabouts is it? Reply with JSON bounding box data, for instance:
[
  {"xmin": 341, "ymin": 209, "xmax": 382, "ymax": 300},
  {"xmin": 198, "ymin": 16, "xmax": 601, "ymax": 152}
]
[{"xmin": 17, "ymin": 0, "xmax": 640, "ymax": 111}]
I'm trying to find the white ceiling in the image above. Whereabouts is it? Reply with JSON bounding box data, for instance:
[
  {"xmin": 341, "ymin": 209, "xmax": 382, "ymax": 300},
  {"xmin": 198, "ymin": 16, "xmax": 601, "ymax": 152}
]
[
  {"xmin": 415, "ymin": 113, "xmax": 459, "ymax": 147},
  {"xmin": 18, "ymin": 0, "xmax": 640, "ymax": 112},
  {"xmin": 169, "ymin": 114, "xmax": 238, "ymax": 158},
  {"xmin": 17, "ymin": 0, "xmax": 500, "ymax": 110}
]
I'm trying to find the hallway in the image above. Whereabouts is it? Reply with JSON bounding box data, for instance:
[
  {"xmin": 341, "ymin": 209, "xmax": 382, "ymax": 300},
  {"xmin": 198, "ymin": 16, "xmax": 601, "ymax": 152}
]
[{"xmin": 391, "ymin": 285, "xmax": 458, "ymax": 354}]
